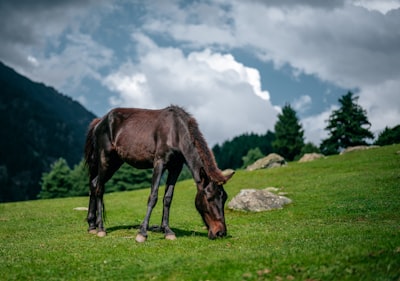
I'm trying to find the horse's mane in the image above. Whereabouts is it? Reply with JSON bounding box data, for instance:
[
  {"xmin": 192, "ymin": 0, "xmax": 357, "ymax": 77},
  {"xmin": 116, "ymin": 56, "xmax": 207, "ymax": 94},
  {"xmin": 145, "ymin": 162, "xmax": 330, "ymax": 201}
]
[{"xmin": 168, "ymin": 106, "xmax": 227, "ymax": 184}]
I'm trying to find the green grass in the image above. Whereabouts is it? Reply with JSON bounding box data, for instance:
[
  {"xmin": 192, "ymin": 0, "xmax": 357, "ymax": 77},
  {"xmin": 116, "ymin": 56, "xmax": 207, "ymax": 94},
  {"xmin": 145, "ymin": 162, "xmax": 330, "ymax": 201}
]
[{"xmin": 1, "ymin": 145, "xmax": 400, "ymax": 281}]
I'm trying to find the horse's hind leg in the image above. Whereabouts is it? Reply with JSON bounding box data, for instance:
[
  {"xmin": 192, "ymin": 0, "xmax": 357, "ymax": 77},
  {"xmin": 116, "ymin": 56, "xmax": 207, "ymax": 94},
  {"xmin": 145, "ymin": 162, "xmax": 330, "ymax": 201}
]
[
  {"xmin": 87, "ymin": 175, "xmax": 106, "ymax": 237},
  {"xmin": 87, "ymin": 176, "xmax": 98, "ymax": 234},
  {"xmin": 88, "ymin": 151, "xmax": 122, "ymax": 237}
]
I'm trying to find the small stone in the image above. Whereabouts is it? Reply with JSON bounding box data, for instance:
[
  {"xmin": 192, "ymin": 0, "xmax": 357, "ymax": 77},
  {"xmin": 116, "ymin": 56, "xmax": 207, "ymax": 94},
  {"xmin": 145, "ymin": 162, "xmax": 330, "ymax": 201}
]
[{"xmin": 73, "ymin": 207, "xmax": 88, "ymax": 211}]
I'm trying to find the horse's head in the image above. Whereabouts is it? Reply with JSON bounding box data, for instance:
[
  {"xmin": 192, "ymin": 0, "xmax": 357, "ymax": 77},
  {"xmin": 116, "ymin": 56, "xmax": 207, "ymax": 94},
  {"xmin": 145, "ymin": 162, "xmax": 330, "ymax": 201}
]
[{"xmin": 195, "ymin": 169, "xmax": 234, "ymax": 239}]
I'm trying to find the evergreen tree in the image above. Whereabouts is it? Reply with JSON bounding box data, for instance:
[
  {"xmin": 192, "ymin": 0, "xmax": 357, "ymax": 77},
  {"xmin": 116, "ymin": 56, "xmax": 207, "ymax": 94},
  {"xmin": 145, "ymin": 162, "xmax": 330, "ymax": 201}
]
[
  {"xmin": 273, "ymin": 104, "xmax": 304, "ymax": 161},
  {"xmin": 375, "ymin": 125, "xmax": 400, "ymax": 146},
  {"xmin": 212, "ymin": 131, "xmax": 275, "ymax": 170},
  {"xmin": 320, "ymin": 92, "xmax": 373, "ymax": 154},
  {"xmin": 38, "ymin": 158, "xmax": 72, "ymax": 199}
]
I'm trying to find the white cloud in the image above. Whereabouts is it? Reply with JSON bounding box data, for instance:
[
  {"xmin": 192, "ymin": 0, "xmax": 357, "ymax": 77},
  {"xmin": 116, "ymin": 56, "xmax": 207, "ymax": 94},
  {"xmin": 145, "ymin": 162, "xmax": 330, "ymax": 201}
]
[
  {"xmin": 293, "ymin": 95, "xmax": 312, "ymax": 113},
  {"xmin": 351, "ymin": 0, "xmax": 400, "ymax": 14},
  {"xmin": 1, "ymin": 0, "xmax": 399, "ymax": 146},
  {"xmin": 26, "ymin": 33, "xmax": 113, "ymax": 93},
  {"xmin": 141, "ymin": 0, "xmax": 400, "ymax": 141},
  {"xmin": 104, "ymin": 36, "xmax": 278, "ymax": 145},
  {"xmin": 358, "ymin": 80, "xmax": 400, "ymax": 137},
  {"xmin": 302, "ymin": 106, "xmax": 337, "ymax": 145}
]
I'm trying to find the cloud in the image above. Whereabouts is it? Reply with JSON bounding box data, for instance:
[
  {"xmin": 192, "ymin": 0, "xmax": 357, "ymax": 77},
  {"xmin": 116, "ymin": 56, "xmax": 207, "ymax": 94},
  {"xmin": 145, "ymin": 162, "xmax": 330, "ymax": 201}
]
[
  {"xmin": 1, "ymin": 0, "xmax": 398, "ymax": 146},
  {"xmin": 24, "ymin": 32, "xmax": 113, "ymax": 94},
  {"xmin": 293, "ymin": 95, "xmax": 312, "ymax": 114},
  {"xmin": 141, "ymin": 0, "xmax": 400, "ymax": 139},
  {"xmin": 103, "ymin": 36, "xmax": 278, "ymax": 145},
  {"xmin": 358, "ymin": 80, "xmax": 400, "ymax": 136},
  {"xmin": 302, "ymin": 106, "xmax": 337, "ymax": 145},
  {"xmin": 0, "ymin": 1, "xmax": 89, "ymax": 65},
  {"xmin": 352, "ymin": 0, "xmax": 400, "ymax": 14}
]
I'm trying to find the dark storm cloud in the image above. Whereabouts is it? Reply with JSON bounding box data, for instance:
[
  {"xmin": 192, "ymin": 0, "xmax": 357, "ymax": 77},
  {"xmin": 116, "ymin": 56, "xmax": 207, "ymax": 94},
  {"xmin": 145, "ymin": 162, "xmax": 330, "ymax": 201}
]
[{"xmin": 0, "ymin": 0, "xmax": 97, "ymax": 67}]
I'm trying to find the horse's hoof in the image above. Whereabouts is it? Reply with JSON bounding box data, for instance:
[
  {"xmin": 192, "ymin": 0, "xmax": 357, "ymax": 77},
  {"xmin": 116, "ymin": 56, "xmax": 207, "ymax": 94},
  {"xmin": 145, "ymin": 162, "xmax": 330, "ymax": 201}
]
[
  {"xmin": 97, "ymin": 231, "xmax": 107, "ymax": 237},
  {"xmin": 165, "ymin": 234, "xmax": 177, "ymax": 241},
  {"xmin": 88, "ymin": 229, "xmax": 97, "ymax": 235},
  {"xmin": 135, "ymin": 234, "xmax": 147, "ymax": 243}
]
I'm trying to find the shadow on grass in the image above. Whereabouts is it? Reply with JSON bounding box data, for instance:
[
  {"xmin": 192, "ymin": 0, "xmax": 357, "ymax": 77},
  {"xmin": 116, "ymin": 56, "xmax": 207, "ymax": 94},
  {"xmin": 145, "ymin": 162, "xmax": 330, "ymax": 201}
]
[{"xmin": 106, "ymin": 224, "xmax": 208, "ymax": 238}]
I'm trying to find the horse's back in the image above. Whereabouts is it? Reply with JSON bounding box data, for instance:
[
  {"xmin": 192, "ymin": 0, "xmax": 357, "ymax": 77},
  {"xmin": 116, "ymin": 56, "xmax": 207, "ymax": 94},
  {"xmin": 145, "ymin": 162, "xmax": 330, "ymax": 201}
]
[{"xmin": 103, "ymin": 107, "xmax": 183, "ymax": 167}]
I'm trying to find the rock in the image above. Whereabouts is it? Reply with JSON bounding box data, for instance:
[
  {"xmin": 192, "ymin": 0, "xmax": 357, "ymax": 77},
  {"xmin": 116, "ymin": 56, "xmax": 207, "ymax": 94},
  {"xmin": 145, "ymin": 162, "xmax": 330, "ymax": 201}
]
[
  {"xmin": 246, "ymin": 153, "xmax": 286, "ymax": 171},
  {"xmin": 73, "ymin": 207, "xmax": 88, "ymax": 211},
  {"xmin": 340, "ymin": 145, "xmax": 379, "ymax": 154},
  {"xmin": 228, "ymin": 188, "xmax": 292, "ymax": 212},
  {"xmin": 298, "ymin": 153, "xmax": 325, "ymax": 162}
]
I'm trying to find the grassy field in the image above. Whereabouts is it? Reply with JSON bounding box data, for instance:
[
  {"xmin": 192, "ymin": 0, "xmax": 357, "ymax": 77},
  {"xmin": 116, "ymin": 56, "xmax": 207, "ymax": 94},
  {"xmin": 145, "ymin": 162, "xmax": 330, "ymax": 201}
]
[{"xmin": 1, "ymin": 144, "xmax": 399, "ymax": 281}]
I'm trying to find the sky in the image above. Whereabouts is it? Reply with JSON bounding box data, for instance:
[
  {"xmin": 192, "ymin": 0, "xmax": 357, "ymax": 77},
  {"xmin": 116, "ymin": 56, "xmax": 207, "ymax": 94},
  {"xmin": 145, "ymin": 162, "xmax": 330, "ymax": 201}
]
[{"xmin": 1, "ymin": 0, "xmax": 399, "ymax": 146}]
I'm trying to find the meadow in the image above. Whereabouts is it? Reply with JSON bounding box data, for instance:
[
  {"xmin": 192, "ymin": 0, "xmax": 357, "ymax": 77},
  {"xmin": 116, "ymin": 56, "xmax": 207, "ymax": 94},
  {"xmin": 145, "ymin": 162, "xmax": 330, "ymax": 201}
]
[{"xmin": 1, "ymin": 144, "xmax": 399, "ymax": 280}]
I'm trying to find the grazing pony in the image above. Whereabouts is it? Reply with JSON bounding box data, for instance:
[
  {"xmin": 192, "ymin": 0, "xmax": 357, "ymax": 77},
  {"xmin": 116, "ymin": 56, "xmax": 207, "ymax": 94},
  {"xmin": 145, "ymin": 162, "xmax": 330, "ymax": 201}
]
[{"xmin": 84, "ymin": 106, "xmax": 234, "ymax": 242}]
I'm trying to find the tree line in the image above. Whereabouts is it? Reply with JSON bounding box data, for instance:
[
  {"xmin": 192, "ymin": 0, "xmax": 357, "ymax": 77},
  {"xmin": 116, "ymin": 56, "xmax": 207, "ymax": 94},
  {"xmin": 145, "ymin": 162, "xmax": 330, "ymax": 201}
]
[{"xmin": 39, "ymin": 91, "xmax": 400, "ymax": 199}]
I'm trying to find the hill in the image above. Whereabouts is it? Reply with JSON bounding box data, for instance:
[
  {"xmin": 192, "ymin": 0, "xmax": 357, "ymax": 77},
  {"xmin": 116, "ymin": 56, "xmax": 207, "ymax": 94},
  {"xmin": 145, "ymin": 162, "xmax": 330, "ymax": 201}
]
[
  {"xmin": 0, "ymin": 145, "xmax": 399, "ymax": 280},
  {"xmin": 0, "ymin": 61, "xmax": 96, "ymax": 202}
]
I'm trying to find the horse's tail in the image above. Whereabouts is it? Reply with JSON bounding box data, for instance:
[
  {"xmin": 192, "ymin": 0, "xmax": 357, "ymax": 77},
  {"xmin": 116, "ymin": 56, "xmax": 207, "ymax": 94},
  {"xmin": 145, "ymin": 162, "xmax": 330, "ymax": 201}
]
[
  {"xmin": 84, "ymin": 117, "xmax": 108, "ymax": 224},
  {"xmin": 84, "ymin": 118, "xmax": 102, "ymax": 177}
]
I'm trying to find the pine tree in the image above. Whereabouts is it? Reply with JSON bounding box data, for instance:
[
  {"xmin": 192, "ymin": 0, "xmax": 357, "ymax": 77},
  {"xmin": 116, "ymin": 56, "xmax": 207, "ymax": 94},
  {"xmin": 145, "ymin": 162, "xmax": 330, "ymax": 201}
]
[
  {"xmin": 375, "ymin": 125, "xmax": 400, "ymax": 146},
  {"xmin": 273, "ymin": 104, "xmax": 305, "ymax": 161},
  {"xmin": 320, "ymin": 92, "xmax": 374, "ymax": 154}
]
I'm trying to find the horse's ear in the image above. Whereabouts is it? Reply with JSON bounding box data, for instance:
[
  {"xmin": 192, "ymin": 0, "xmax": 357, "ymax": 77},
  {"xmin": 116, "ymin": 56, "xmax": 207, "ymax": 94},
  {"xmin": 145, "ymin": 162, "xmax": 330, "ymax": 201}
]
[
  {"xmin": 217, "ymin": 169, "xmax": 235, "ymax": 185},
  {"xmin": 223, "ymin": 170, "xmax": 235, "ymax": 183}
]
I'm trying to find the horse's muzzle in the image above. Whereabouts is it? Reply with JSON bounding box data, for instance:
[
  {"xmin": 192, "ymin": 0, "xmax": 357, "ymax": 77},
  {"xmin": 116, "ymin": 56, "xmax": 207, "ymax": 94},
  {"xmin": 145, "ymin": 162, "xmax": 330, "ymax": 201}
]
[{"xmin": 208, "ymin": 229, "xmax": 227, "ymax": 240}]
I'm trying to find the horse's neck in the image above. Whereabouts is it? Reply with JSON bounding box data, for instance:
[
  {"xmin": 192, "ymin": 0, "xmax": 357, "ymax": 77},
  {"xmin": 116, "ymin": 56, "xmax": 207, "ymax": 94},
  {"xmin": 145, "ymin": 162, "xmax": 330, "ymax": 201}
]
[{"xmin": 180, "ymin": 144, "xmax": 203, "ymax": 184}]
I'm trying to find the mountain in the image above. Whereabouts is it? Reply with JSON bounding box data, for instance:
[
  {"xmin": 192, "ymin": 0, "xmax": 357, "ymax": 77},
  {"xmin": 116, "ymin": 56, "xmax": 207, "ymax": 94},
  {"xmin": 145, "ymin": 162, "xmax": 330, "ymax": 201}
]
[{"xmin": 0, "ymin": 62, "xmax": 96, "ymax": 202}]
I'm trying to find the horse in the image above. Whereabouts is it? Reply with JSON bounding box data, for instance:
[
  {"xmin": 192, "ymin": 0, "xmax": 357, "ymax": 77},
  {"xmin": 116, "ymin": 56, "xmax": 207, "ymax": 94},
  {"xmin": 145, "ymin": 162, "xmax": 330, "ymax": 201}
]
[{"xmin": 84, "ymin": 105, "xmax": 234, "ymax": 242}]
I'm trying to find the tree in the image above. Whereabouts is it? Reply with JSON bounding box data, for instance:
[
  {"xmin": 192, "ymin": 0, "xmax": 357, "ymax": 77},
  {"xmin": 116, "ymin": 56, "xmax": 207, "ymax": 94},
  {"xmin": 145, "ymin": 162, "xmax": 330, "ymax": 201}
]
[
  {"xmin": 106, "ymin": 163, "xmax": 153, "ymax": 192},
  {"xmin": 69, "ymin": 159, "xmax": 89, "ymax": 197},
  {"xmin": 38, "ymin": 158, "xmax": 73, "ymax": 199},
  {"xmin": 320, "ymin": 92, "xmax": 374, "ymax": 154},
  {"xmin": 375, "ymin": 125, "xmax": 400, "ymax": 146},
  {"xmin": 273, "ymin": 104, "xmax": 304, "ymax": 161},
  {"xmin": 300, "ymin": 142, "xmax": 321, "ymax": 156},
  {"xmin": 242, "ymin": 147, "xmax": 264, "ymax": 168},
  {"xmin": 212, "ymin": 131, "xmax": 275, "ymax": 170}
]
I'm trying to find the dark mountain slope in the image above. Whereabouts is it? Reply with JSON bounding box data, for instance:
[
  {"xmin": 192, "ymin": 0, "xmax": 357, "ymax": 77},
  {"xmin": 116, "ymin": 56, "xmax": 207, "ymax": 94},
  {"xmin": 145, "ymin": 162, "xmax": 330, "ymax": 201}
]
[{"xmin": 0, "ymin": 61, "xmax": 96, "ymax": 202}]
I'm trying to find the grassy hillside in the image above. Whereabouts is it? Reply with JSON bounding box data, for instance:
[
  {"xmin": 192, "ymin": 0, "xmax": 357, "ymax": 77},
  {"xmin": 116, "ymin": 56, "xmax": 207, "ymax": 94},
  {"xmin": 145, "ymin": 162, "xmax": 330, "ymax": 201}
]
[{"xmin": 1, "ymin": 145, "xmax": 399, "ymax": 280}]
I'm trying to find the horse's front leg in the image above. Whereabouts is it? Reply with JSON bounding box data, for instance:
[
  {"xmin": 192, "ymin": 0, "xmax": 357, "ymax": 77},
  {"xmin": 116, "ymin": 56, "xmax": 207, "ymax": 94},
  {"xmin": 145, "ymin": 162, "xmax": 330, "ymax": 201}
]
[
  {"xmin": 136, "ymin": 160, "xmax": 164, "ymax": 243},
  {"xmin": 161, "ymin": 163, "xmax": 183, "ymax": 240}
]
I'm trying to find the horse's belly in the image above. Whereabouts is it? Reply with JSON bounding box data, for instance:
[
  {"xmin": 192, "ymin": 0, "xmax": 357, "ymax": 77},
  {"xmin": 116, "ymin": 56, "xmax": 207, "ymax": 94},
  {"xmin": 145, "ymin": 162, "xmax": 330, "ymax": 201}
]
[{"xmin": 114, "ymin": 143, "xmax": 155, "ymax": 169}]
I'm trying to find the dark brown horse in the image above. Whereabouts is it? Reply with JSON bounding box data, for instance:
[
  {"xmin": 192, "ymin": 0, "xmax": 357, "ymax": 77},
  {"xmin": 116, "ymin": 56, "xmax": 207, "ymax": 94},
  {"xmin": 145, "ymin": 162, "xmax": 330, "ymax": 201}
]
[{"xmin": 84, "ymin": 105, "xmax": 234, "ymax": 242}]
